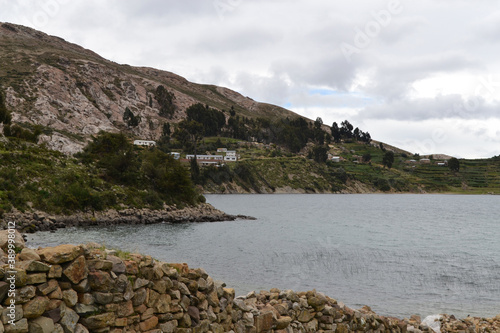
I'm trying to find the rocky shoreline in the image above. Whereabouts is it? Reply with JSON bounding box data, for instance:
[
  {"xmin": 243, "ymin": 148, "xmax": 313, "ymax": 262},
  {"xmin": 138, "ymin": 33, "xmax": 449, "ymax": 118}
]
[
  {"xmin": 0, "ymin": 204, "xmax": 255, "ymax": 233},
  {"xmin": 0, "ymin": 232, "xmax": 499, "ymax": 333}
]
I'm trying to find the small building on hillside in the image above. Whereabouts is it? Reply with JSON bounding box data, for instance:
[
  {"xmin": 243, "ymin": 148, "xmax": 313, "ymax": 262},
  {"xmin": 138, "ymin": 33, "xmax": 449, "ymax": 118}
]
[
  {"xmin": 133, "ymin": 140, "xmax": 156, "ymax": 147},
  {"xmin": 186, "ymin": 154, "xmax": 224, "ymax": 166},
  {"xmin": 224, "ymin": 150, "xmax": 238, "ymax": 162}
]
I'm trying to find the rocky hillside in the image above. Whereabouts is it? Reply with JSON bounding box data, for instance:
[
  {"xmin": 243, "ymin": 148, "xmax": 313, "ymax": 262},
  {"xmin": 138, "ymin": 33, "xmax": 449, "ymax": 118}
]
[{"xmin": 0, "ymin": 22, "xmax": 301, "ymax": 154}]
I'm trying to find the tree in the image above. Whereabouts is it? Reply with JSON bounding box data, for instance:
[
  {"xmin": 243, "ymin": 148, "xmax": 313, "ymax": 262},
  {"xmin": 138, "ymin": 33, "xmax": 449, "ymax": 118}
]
[
  {"xmin": 190, "ymin": 156, "xmax": 201, "ymax": 184},
  {"xmin": 79, "ymin": 132, "xmax": 139, "ymax": 185},
  {"xmin": 311, "ymin": 145, "xmax": 328, "ymax": 163},
  {"xmin": 382, "ymin": 151, "xmax": 395, "ymax": 169},
  {"xmin": 0, "ymin": 91, "xmax": 12, "ymax": 133},
  {"xmin": 123, "ymin": 107, "xmax": 140, "ymax": 127},
  {"xmin": 174, "ymin": 120, "xmax": 204, "ymax": 153},
  {"xmin": 155, "ymin": 85, "xmax": 176, "ymax": 117},
  {"xmin": 186, "ymin": 103, "xmax": 225, "ymax": 136},
  {"xmin": 448, "ymin": 157, "xmax": 460, "ymax": 172},
  {"xmin": 340, "ymin": 120, "xmax": 354, "ymax": 139},
  {"xmin": 331, "ymin": 122, "xmax": 341, "ymax": 142}
]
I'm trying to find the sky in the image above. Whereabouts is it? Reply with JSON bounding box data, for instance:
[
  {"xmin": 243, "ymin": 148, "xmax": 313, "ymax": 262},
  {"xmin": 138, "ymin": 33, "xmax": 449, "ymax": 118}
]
[{"xmin": 1, "ymin": 0, "xmax": 500, "ymax": 158}]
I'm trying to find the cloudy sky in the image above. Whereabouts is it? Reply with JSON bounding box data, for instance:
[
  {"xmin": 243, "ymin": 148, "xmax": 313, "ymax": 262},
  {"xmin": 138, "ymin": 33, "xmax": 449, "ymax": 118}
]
[{"xmin": 2, "ymin": 0, "xmax": 500, "ymax": 158}]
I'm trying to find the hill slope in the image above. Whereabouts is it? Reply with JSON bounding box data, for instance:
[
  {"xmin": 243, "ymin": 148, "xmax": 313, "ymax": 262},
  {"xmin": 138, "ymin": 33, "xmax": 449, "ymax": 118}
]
[{"xmin": 0, "ymin": 22, "xmax": 301, "ymax": 154}]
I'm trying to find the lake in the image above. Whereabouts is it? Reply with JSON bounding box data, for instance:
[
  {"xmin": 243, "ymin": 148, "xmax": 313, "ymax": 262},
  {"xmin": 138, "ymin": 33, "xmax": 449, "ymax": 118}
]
[{"xmin": 27, "ymin": 194, "xmax": 500, "ymax": 318}]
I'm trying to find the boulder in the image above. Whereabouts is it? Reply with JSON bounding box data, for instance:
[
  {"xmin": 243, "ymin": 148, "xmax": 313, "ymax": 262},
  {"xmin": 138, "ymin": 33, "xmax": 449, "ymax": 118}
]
[
  {"xmin": 28, "ymin": 316, "xmax": 54, "ymax": 333},
  {"xmin": 37, "ymin": 245, "xmax": 83, "ymax": 264},
  {"xmin": 59, "ymin": 306, "xmax": 79, "ymax": 333},
  {"xmin": 22, "ymin": 296, "xmax": 50, "ymax": 318},
  {"xmin": 18, "ymin": 248, "xmax": 40, "ymax": 261},
  {"xmin": 88, "ymin": 271, "xmax": 114, "ymax": 291},
  {"xmin": 63, "ymin": 256, "xmax": 88, "ymax": 284},
  {"xmin": 0, "ymin": 229, "xmax": 25, "ymax": 251},
  {"xmin": 4, "ymin": 318, "xmax": 28, "ymax": 333},
  {"xmin": 79, "ymin": 312, "xmax": 115, "ymax": 330},
  {"xmin": 62, "ymin": 289, "xmax": 78, "ymax": 307}
]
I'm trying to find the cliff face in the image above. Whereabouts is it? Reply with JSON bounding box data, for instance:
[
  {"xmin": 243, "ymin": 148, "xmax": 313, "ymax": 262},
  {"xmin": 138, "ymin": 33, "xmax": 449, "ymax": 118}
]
[{"xmin": 0, "ymin": 22, "xmax": 300, "ymax": 154}]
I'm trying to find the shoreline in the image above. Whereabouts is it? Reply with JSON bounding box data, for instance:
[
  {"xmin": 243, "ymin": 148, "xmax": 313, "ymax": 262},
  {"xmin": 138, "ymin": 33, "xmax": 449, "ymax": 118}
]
[
  {"xmin": 0, "ymin": 233, "xmax": 499, "ymax": 332},
  {"xmin": 0, "ymin": 203, "xmax": 255, "ymax": 233}
]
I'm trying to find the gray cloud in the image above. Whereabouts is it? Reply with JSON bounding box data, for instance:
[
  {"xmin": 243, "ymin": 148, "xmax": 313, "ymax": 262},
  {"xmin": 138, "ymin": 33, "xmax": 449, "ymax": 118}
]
[{"xmin": 1, "ymin": 0, "xmax": 500, "ymax": 157}]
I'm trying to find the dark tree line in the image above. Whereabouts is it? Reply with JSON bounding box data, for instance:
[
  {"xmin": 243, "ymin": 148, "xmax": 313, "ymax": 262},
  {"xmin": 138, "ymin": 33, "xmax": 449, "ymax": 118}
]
[{"xmin": 331, "ymin": 120, "xmax": 371, "ymax": 143}]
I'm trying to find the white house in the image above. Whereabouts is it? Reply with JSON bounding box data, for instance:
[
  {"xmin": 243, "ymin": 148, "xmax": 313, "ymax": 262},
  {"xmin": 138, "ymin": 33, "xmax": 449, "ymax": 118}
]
[
  {"xmin": 224, "ymin": 150, "xmax": 238, "ymax": 162},
  {"xmin": 133, "ymin": 140, "xmax": 156, "ymax": 147},
  {"xmin": 186, "ymin": 155, "xmax": 224, "ymax": 161}
]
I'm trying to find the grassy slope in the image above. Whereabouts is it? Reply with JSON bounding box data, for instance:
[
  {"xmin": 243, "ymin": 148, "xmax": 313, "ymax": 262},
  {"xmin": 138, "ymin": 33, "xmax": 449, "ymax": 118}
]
[
  {"xmin": 201, "ymin": 140, "xmax": 500, "ymax": 194},
  {"xmin": 0, "ymin": 138, "xmax": 200, "ymax": 217}
]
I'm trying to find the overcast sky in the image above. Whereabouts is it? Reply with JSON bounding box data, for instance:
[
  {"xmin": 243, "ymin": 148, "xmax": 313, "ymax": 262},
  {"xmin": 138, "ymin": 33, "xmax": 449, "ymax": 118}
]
[{"xmin": 2, "ymin": 0, "xmax": 500, "ymax": 158}]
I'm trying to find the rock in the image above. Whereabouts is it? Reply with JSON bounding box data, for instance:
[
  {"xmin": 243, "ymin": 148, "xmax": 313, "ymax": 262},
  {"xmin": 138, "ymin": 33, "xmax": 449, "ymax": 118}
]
[
  {"xmin": 37, "ymin": 279, "xmax": 59, "ymax": 296},
  {"xmin": 22, "ymin": 296, "xmax": 50, "ymax": 318},
  {"xmin": 7, "ymin": 268, "xmax": 27, "ymax": 287},
  {"xmin": 63, "ymin": 256, "xmax": 88, "ymax": 285},
  {"xmin": 88, "ymin": 271, "xmax": 114, "ymax": 291},
  {"xmin": 37, "ymin": 245, "xmax": 83, "ymax": 264},
  {"xmin": 74, "ymin": 303, "xmax": 98, "ymax": 315},
  {"xmin": 255, "ymin": 311, "xmax": 273, "ymax": 332},
  {"xmin": 116, "ymin": 301, "xmax": 134, "ymax": 317},
  {"xmin": 86, "ymin": 259, "xmax": 113, "ymax": 271},
  {"xmin": 0, "ymin": 281, "xmax": 9, "ymax": 301},
  {"xmin": 297, "ymin": 309, "xmax": 314, "ymax": 323},
  {"xmin": 16, "ymin": 261, "xmax": 50, "ymax": 273},
  {"xmin": 18, "ymin": 248, "xmax": 40, "ymax": 261},
  {"xmin": 74, "ymin": 323, "xmax": 89, "ymax": 333},
  {"xmin": 4, "ymin": 318, "xmax": 28, "ymax": 333},
  {"xmin": 139, "ymin": 316, "xmax": 159, "ymax": 331},
  {"xmin": 2, "ymin": 305, "xmax": 23, "ymax": 324},
  {"xmin": 106, "ymin": 256, "xmax": 126, "ymax": 274},
  {"xmin": 26, "ymin": 273, "xmax": 47, "ymax": 285},
  {"xmin": 0, "ymin": 230, "xmax": 25, "ymax": 251},
  {"xmin": 28, "ymin": 316, "xmax": 54, "ymax": 333},
  {"xmin": 133, "ymin": 277, "xmax": 149, "ymax": 290},
  {"xmin": 62, "ymin": 289, "xmax": 78, "ymax": 307},
  {"xmin": 80, "ymin": 312, "xmax": 115, "ymax": 330},
  {"xmin": 275, "ymin": 316, "xmax": 292, "ymax": 330},
  {"xmin": 60, "ymin": 306, "xmax": 79, "ymax": 333},
  {"xmin": 93, "ymin": 292, "xmax": 114, "ymax": 305}
]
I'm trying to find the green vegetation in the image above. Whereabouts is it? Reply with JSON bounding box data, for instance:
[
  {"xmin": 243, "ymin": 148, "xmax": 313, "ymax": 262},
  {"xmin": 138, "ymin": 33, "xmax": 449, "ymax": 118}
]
[
  {"xmin": 0, "ymin": 132, "xmax": 202, "ymax": 216},
  {"xmin": 155, "ymin": 85, "xmax": 175, "ymax": 118}
]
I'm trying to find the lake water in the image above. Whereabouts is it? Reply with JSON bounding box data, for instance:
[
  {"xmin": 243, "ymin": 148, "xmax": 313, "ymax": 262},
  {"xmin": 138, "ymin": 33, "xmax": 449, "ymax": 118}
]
[{"xmin": 28, "ymin": 194, "xmax": 500, "ymax": 319}]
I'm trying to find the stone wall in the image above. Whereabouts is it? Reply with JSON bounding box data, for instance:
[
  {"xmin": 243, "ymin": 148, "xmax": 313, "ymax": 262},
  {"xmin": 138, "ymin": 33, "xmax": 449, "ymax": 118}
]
[{"xmin": 0, "ymin": 231, "xmax": 498, "ymax": 333}]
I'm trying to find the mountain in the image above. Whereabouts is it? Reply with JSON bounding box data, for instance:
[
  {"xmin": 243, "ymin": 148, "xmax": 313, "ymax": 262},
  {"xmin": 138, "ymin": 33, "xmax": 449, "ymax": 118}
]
[{"xmin": 0, "ymin": 22, "xmax": 301, "ymax": 154}]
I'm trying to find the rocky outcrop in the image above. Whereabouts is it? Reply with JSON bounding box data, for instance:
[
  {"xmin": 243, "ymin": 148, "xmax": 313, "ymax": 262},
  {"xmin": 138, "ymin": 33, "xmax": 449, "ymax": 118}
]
[
  {"xmin": 0, "ymin": 231, "xmax": 499, "ymax": 333},
  {"xmin": 0, "ymin": 23, "xmax": 298, "ymax": 155},
  {"xmin": 0, "ymin": 204, "xmax": 254, "ymax": 233}
]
